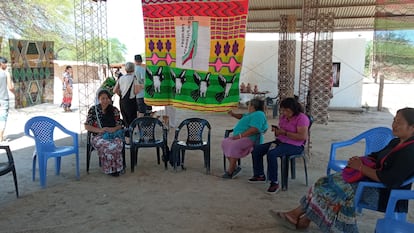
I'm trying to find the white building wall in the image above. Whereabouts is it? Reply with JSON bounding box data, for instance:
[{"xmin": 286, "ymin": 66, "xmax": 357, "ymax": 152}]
[{"xmin": 240, "ymin": 36, "xmax": 366, "ymax": 109}]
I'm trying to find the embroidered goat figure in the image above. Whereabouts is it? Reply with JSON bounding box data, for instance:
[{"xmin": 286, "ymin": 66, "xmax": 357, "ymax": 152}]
[
  {"xmin": 170, "ymin": 69, "xmax": 186, "ymax": 95},
  {"xmin": 215, "ymin": 74, "xmax": 236, "ymax": 103},
  {"xmin": 145, "ymin": 66, "xmax": 164, "ymax": 97},
  {"xmin": 218, "ymin": 74, "xmax": 236, "ymax": 97},
  {"xmin": 191, "ymin": 72, "xmax": 210, "ymax": 101}
]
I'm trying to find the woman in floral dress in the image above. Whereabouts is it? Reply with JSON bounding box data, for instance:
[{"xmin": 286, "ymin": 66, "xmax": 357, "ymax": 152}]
[{"xmin": 84, "ymin": 89, "xmax": 124, "ymax": 176}]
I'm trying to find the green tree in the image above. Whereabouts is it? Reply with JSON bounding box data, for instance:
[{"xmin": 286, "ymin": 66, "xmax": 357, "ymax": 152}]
[
  {"xmin": 0, "ymin": 0, "xmax": 126, "ymax": 62},
  {"xmin": 108, "ymin": 38, "xmax": 127, "ymax": 63}
]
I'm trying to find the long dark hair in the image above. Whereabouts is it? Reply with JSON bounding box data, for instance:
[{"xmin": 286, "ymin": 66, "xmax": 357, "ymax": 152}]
[
  {"xmin": 249, "ymin": 98, "xmax": 265, "ymax": 112},
  {"xmin": 97, "ymin": 89, "xmax": 114, "ymax": 114},
  {"xmin": 397, "ymin": 107, "xmax": 414, "ymax": 126},
  {"xmin": 279, "ymin": 97, "xmax": 303, "ymax": 116}
]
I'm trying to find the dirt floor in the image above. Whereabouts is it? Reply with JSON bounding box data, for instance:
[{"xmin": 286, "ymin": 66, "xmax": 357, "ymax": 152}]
[{"xmin": 0, "ymin": 80, "xmax": 412, "ymax": 233}]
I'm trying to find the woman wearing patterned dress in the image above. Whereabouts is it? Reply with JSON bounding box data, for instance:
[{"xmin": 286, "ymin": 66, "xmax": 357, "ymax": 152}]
[
  {"xmin": 84, "ymin": 89, "xmax": 124, "ymax": 176},
  {"xmin": 272, "ymin": 107, "xmax": 414, "ymax": 233},
  {"xmin": 61, "ymin": 65, "xmax": 73, "ymax": 112}
]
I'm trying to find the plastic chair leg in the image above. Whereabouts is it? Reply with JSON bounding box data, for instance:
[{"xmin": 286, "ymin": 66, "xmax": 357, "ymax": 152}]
[
  {"xmin": 303, "ymin": 157, "xmax": 308, "ymax": 186},
  {"xmin": 75, "ymin": 153, "xmax": 80, "ymax": 180},
  {"xmin": 32, "ymin": 152, "xmax": 37, "ymax": 181},
  {"xmin": 281, "ymin": 156, "xmax": 289, "ymax": 191},
  {"xmin": 290, "ymin": 159, "xmax": 296, "ymax": 179},
  {"xmin": 12, "ymin": 166, "xmax": 19, "ymax": 197},
  {"xmin": 55, "ymin": 157, "xmax": 61, "ymax": 176},
  {"xmin": 39, "ymin": 156, "xmax": 47, "ymax": 188},
  {"xmin": 156, "ymin": 147, "xmax": 160, "ymax": 164}
]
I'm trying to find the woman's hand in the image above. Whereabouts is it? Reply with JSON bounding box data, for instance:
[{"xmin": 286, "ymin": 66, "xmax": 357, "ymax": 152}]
[
  {"xmin": 275, "ymin": 128, "xmax": 287, "ymax": 137},
  {"xmin": 347, "ymin": 156, "xmax": 363, "ymax": 170},
  {"xmin": 231, "ymin": 135, "xmax": 241, "ymax": 140}
]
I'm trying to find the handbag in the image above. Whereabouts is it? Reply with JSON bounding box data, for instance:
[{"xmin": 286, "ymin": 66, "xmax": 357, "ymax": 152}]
[
  {"xmin": 102, "ymin": 129, "xmax": 124, "ymax": 140},
  {"xmin": 342, "ymin": 156, "xmax": 376, "ymax": 183},
  {"xmin": 342, "ymin": 140, "xmax": 414, "ymax": 183}
]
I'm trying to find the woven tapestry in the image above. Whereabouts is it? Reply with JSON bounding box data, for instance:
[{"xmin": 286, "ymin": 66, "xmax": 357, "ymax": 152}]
[
  {"xmin": 9, "ymin": 39, "xmax": 54, "ymax": 108},
  {"xmin": 142, "ymin": 0, "xmax": 248, "ymax": 112}
]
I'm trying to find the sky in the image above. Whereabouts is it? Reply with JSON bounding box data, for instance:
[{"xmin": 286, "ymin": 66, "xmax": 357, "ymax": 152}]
[{"xmin": 107, "ymin": 0, "xmax": 146, "ymax": 61}]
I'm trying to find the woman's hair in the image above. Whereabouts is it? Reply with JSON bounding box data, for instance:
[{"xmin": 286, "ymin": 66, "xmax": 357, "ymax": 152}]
[
  {"xmin": 0, "ymin": 57, "xmax": 8, "ymax": 64},
  {"xmin": 125, "ymin": 62, "xmax": 135, "ymax": 73},
  {"xmin": 249, "ymin": 98, "xmax": 265, "ymax": 112},
  {"xmin": 97, "ymin": 88, "xmax": 112, "ymax": 100},
  {"xmin": 397, "ymin": 107, "xmax": 414, "ymax": 126},
  {"xmin": 97, "ymin": 89, "xmax": 114, "ymax": 114},
  {"xmin": 65, "ymin": 65, "xmax": 72, "ymax": 71},
  {"xmin": 279, "ymin": 97, "xmax": 303, "ymax": 116}
]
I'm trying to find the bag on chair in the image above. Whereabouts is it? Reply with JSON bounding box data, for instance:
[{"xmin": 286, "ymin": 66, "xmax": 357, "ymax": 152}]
[
  {"xmin": 102, "ymin": 129, "xmax": 125, "ymax": 140},
  {"xmin": 342, "ymin": 156, "xmax": 376, "ymax": 183}
]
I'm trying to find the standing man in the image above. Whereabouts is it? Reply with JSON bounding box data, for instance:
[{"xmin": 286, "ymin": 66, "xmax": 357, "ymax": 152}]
[
  {"xmin": 0, "ymin": 57, "xmax": 15, "ymax": 142},
  {"xmin": 134, "ymin": 54, "xmax": 152, "ymax": 117},
  {"xmin": 61, "ymin": 65, "xmax": 73, "ymax": 112}
]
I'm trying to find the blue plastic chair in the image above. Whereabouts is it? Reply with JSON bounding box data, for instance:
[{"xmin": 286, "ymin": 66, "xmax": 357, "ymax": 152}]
[
  {"xmin": 375, "ymin": 190, "xmax": 414, "ymax": 233},
  {"xmin": 24, "ymin": 116, "xmax": 80, "ymax": 188},
  {"xmin": 354, "ymin": 175, "xmax": 414, "ymax": 219},
  {"xmin": 326, "ymin": 127, "xmax": 394, "ymax": 175}
]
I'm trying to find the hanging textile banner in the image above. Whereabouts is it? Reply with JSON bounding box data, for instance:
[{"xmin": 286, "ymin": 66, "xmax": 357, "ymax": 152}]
[
  {"xmin": 142, "ymin": 0, "xmax": 248, "ymax": 112},
  {"xmin": 9, "ymin": 39, "xmax": 54, "ymax": 108}
]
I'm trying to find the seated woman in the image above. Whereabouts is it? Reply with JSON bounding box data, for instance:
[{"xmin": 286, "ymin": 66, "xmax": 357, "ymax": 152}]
[
  {"xmin": 249, "ymin": 97, "xmax": 310, "ymax": 193},
  {"xmin": 273, "ymin": 107, "xmax": 414, "ymax": 232},
  {"xmin": 221, "ymin": 98, "xmax": 268, "ymax": 179},
  {"xmin": 84, "ymin": 89, "xmax": 124, "ymax": 177}
]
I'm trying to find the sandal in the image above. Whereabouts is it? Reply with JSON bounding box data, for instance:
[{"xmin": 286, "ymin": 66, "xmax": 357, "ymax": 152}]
[
  {"xmin": 269, "ymin": 210, "xmax": 297, "ymax": 230},
  {"xmin": 296, "ymin": 214, "xmax": 311, "ymax": 230}
]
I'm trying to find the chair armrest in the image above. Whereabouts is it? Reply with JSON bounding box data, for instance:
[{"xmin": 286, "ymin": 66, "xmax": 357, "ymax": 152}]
[
  {"xmin": 385, "ymin": 190, "xmax": 414, "ymax": 219},
  {"xmin": 224, "ymin": 129, "xmax": 233, "ymax": 138},
  {"xmin": 329, "ymin": 138, "xmax": 363, "ymax": 162},
  {"xmin": 57, "ymin": 125, "xmax": 78, "ymax": 147}
]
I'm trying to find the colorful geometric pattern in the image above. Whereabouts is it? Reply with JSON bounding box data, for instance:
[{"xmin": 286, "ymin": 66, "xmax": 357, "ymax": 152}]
[
  {"xmin": 142, "ymin": 0, "xmax": 248, "ymax": 112},
  {"xmin": 9, "ymin": 39, "xmax": 54, "ymax": 109}
]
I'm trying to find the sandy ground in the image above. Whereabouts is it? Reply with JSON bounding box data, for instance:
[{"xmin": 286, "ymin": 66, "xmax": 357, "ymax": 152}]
[{"xmin": 0, "ymin": 80, "xmax": 412, "ymax": 233}]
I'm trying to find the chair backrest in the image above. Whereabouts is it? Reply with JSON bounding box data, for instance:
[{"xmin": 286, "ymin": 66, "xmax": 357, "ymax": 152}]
[
  {"xmin": 175, "ymin": 118, "xmax": 211, "ymax": 146},
  {"xmin": 303, "ymin": 114, "xmax": 314, "ymax": 154},
  {"xmin": 354, "ymin": 127, "xmax": 394, "ymax": 155},
  {"xmin": 129, "ymin": 117, "xmax": 167, "ymax": 144},
  {"xmin": 24, "ymin": 116, "xmax": 69, "ymax": 153}
]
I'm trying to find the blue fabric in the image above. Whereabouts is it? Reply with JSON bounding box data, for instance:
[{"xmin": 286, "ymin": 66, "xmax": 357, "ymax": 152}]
[
  {"xmin": 252, "ymin": 141, "xmax": 303, "ymax": 182},
  {"xmin": 135, "ymin": 65, "xmax": 146, "ymax": 98},
  {"xmin": 102, "ymin": 129, "xmax": 124, "ymax": 140},
  {"xmin": 233, "ymin": 111, "xmax": 268, "ymax": 143}
]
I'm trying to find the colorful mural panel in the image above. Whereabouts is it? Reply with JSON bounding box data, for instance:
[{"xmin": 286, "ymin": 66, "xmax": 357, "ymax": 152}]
[{"xmin": 9, "ymin": 40, "xmax": 54, "ymax": 108}]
